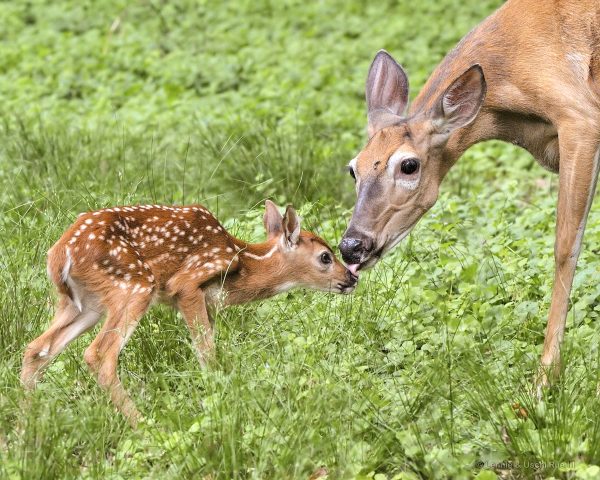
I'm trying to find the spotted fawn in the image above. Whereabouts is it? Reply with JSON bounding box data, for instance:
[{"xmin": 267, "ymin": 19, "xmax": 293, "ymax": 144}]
[{"xmin": 21, "ymin": 200, "xmax": 357, "ymax": 425}]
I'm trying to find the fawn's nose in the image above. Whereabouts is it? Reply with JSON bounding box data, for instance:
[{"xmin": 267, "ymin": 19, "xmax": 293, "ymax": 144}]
[{"xmin": 339, "ymin": 233, "xmax": 374, "ymax": 265}]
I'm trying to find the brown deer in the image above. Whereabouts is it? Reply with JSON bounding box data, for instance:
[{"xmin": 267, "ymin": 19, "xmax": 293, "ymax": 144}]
[
  {"xmin": 22, "ymin": 201, "xmax": 357, "ymax": 424},
  {"xmin": 339, "ymin": 0, "xmax": 600, "ymax": 391}
]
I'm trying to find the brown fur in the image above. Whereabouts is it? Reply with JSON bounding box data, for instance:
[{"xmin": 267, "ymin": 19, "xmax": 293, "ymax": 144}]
[
  {"xmin": 342, "ymin": 0, "xmax": 600, "ymax": 392},
  {"xmin": 22, "ymin": 202, "xmax": 355, "ymax": 425}
]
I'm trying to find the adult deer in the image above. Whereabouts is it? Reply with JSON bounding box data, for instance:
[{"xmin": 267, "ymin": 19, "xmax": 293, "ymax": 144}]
[
  {"xmin": 22, "ymin": 201, "xmax": 357, "ymax": 425},
  {"xmin": 339, "ymin": 0, "xmax": 600, "ymax": 389}
]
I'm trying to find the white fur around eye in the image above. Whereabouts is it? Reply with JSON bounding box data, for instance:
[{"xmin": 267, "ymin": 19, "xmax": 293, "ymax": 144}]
[
  {"xmin": 387, "ymin": 150, "xmax": 420, "ymax": 190},
  {"xmin": 397, "ymin": 177, "xmax": 419, "ymax": 190},
  {"xmin": 348, "ymin": 156, "xmax": 359, "ymax": 189},
  {"xmin": 348, "ymin": 157, "xmax": 357, "ymax": 171}
]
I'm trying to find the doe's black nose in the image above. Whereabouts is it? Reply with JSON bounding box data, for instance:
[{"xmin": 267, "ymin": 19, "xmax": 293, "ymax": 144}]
[{"xmin": 339, "ymin": 235, "xmax": 373, "ymax": 264}]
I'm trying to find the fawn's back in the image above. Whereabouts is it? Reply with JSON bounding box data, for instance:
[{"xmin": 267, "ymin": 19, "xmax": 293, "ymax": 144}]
[
  {"xmin": 48, "ymin": 204, "xmax": 238, "ymax": 306},
  {"xmin": 25, "ymin": 201, "xmax": 356, "ymax": 425}
]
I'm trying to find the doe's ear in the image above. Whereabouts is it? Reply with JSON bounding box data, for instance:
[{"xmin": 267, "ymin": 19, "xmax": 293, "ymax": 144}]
[
  {"xmin": 282, "ymin": 205, "xmax": 301, "ymax": 248},
  {"xmin": 263, "ymin": 200, "xmax": 283, "ymax": 240},
  {"xmin": 366, "ymin": 50, "xmax": 409, "ymax": 137},
  {"xmin": 432, "ymin": 64, "xmax": 486, "ymax": 136}
]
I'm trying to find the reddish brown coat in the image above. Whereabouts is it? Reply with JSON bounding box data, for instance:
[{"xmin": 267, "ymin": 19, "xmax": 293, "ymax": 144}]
[{"xmin": 23, "ymin": 201, "xmax": 356, "ymax": 425}]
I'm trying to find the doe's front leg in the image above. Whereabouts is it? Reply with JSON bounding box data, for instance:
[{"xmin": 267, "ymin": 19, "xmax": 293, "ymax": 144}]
[{"xmin": 538, "ymin": 136, "xmax": 600, "ymax": 394}]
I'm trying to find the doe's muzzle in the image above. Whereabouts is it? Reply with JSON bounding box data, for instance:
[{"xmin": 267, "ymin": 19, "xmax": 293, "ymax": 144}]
[{"xmin": 339, "ymin": 230, "xmax": 374, "ymax": 266}]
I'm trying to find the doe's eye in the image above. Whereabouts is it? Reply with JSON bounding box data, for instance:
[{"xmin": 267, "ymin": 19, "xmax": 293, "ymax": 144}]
[
  {"xmin": 348, "ymin": 166, "xmax": 356, "ymax": 182},
  {"xmin": 320, "ymin": 252, "xmax": 332, "ymax": 264},
  {"xmin": 400, "ymin": 158, "xmax": 420, "ymax": 175}
]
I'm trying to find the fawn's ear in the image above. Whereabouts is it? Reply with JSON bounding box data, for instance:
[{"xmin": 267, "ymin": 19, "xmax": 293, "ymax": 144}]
[
  {"xmin": 282, "ymin": 205, "xmax": 301, "ymax": 248},
  {"xmin": 264, "ymin": 200, "xmax": 283, "ymax": 240}
]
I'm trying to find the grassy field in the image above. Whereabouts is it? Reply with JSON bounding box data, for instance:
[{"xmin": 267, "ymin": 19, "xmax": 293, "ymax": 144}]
[{"xmin": 1, "ymin": 1, "xmax": 600, "ymax": 478}]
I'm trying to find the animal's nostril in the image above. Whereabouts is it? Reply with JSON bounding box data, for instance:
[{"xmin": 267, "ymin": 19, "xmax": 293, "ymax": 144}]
[
  {"xmin": 340, "ymin": 237, "xmax": 363, "ymax": 255},
  {"xmin": 351, "ymin": 241, "xmax": 363, "ymax": 253},
  {"xmin": 340, "ymin": 235, "xmax": 375, "ymax": 264}
]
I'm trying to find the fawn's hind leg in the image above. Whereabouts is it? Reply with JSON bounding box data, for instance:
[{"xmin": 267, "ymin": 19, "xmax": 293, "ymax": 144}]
[
  {"xmin": 21, "ymin": 294, "xmax": 103, "ymax": 389},
  {"xmin": 83, "ymin": 293, "xmax": 152, "ymax": 426}
]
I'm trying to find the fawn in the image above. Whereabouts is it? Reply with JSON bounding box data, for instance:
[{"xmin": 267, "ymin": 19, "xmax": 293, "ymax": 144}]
[{"xmin": 21, "ymin": 200, "xmax": 357, "ymax": 424}]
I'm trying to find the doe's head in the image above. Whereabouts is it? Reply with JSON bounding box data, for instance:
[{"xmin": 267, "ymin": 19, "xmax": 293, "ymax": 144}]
[
  {"xmin": 263, "ymin": 200, "xmax": 357, "ymax": 294},
  {"xmin": 340, "ymin": 50, "xmax": 486, "ymax": 270}
]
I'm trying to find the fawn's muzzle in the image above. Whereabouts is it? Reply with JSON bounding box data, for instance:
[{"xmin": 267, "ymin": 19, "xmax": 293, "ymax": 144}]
[
  {"xmin": 338, "ymin": 268, "xmax": 359, "ymax": 293},
  {"xmin": 339, "ymin": 231, "xmax": 375, "ymax": 266}
]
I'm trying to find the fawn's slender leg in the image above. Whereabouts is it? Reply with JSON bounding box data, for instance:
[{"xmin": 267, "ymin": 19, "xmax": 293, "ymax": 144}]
[
  {"xmin": 83, "ymin": 294, "xmax": 152, "ymax": 426},
  {"xmin": 21, "ymin": 294, "xmax": 102, "ymax": 389},
  {"xmin": 177, "ymin": 287, "xmax": 214, "ymax": 367},
  {"xmin": 538, "ymin": 135, "xmax": 600, "ymax": 391}
]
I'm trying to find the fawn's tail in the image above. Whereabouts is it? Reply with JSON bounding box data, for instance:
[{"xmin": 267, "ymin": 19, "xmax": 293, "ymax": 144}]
[{"xmin": 46, "ymin": 242, "xmax": 80, "ymax": 310}]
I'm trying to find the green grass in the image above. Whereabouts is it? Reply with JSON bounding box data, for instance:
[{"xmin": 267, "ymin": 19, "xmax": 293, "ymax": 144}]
[{"xmin": 1, "ymin": 1, "xmax": 600, "ymax": 478}]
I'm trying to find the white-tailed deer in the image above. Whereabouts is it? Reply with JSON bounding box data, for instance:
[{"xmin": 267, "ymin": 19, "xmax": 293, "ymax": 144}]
[
  {"xmin": 339, "ymin": 0, "xmax": 600, "ymax": 390},
  {"xmin": 22, "ymin": 201, "xmax": 357, "ymax": 424}
]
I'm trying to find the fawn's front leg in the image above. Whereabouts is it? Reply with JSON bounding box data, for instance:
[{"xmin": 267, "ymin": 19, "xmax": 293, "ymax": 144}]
[
  {"xmin": 167, "ymin": 268, "xmax": 225, "ymax": 367},
  {"xmin": 176, "ymin": 286, "xmax": 215, "ymax": 367},
  {"xmin": 538, "ymin": 134, "xmax": 600, "ymax": 392}
]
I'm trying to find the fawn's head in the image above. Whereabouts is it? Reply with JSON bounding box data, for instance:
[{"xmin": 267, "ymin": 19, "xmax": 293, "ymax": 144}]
[
  {"xmin": 262, "ymin": 201, "xmax": 357, "ymax": 294},
  {"xmin": 340, "ymin": 50, "xmax": 486, "ymax": 270}
]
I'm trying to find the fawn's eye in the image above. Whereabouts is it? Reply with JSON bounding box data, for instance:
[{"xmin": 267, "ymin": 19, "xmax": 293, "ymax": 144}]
[
  {"xmin": 400, "ymin": 158, "xmax": 420, "ymax": 175},
  {"xmin": 348, "ymin": 166, "xmax": 356, "ymax": 182},
  {"xmin": 320, "ymin": 252, "xmax": 332, "ymax": 265}
]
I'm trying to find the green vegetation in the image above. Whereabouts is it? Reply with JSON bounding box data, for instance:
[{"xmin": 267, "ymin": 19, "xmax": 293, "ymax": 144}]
[{"xmin": 1, "ymin": 1, "xmax": 599, "ymax": 478}]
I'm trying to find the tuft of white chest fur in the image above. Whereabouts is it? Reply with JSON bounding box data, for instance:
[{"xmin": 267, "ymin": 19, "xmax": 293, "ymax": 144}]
[
  {"xmin": 275, "ymin": 281, "xmax": 295, "ymax": 293},
  {"xmin": 203, "ymin": 282, "xmax": 227, "ymax": 307}
]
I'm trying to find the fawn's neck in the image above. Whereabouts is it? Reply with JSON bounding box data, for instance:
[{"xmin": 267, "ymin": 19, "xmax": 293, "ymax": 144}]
[{"xmin": 217, "ymin": 238, "xmax": 293, "ymax": 306}]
